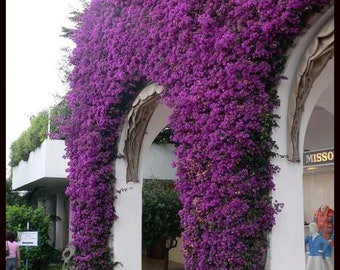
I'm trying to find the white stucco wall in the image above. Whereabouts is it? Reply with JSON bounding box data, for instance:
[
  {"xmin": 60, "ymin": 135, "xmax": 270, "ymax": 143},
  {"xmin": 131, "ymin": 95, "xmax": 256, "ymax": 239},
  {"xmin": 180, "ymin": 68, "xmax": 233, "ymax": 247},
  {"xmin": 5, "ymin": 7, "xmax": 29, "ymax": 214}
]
[
  {"xmin": 113, "ymin": 102, "xmax": 171, "ymax": 270},
  {"xmin": 269, "ymin": 7, "xmax": 333, "ymax": 270},
  {"xmin": 12, "ymin": 139, "xmax": 68, "ymax": 190},
  {"xmin": 143, "ymin": 144, "xmax": 176, "ymax": 180},
  {"xmin": 304, "ymin": 108, "xmax": 334, "ymax": 151}
]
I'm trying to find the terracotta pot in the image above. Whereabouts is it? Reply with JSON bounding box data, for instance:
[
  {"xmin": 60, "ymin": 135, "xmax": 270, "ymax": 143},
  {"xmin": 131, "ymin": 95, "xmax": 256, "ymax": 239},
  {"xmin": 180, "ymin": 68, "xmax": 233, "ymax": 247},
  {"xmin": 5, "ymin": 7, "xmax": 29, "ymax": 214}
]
[{"xmin": 147, "ymin": 239, "xmax": 166, "ymax": 259}]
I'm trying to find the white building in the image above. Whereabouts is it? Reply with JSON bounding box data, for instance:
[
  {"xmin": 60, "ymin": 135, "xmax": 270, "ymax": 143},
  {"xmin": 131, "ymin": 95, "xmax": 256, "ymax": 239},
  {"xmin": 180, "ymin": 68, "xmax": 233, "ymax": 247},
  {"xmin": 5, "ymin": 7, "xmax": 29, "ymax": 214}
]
[{"xmin": 13, "ymin": 5, "xmax": 333, "ymax": 270}]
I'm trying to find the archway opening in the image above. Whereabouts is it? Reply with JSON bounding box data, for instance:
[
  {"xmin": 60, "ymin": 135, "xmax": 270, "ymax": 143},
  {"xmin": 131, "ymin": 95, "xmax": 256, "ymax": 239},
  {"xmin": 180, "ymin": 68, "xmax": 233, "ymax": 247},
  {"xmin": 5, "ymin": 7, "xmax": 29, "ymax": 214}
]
[
  {"xmin": 114, "ymin": 83, "xmax": 184, "ymax": 270},
  {"xmin": 302, "ymin": 77, "xmax": 334, "ymax": 268},
  {"xmin": 299, "ymin": 30, "xmax": 334, "ymax": 266},
  {"xmin": 141, "ymin": 128, "xmax": 184, "ymax": 269}
]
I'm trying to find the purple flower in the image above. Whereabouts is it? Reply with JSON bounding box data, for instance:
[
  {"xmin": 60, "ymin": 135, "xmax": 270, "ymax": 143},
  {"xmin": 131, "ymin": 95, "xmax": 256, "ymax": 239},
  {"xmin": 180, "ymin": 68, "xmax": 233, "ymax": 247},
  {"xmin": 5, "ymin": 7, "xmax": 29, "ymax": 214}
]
[{"xmin": 56, "ymin": 0, "xmax": 330, "ymax": 268}]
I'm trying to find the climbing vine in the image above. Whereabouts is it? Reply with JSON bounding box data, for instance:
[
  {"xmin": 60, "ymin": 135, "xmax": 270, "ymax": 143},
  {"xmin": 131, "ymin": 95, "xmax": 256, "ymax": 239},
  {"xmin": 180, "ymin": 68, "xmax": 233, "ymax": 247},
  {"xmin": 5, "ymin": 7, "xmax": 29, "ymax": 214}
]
[{"xmin": 57, "ymin": 0, "xmax": 330, "ymax": 269}]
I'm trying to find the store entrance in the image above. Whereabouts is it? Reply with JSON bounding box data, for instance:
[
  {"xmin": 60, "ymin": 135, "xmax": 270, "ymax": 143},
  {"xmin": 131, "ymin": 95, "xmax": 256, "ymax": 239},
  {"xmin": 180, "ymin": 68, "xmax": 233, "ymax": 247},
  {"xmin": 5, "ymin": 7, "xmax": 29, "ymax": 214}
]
[{"xmin": 303, "ymin": 88, "xmax": 334, "ymax": 270}]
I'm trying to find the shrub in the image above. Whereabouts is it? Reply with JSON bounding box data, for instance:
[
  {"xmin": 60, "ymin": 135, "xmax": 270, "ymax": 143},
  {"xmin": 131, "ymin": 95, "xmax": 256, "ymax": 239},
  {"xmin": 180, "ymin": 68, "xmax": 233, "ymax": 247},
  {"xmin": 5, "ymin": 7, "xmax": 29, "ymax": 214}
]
[
  {"xmin": 6, "ymin": 205, "xmax": 53, "ymax": 269},
  {"xmin": 142, "ymin": 179, "xmax": 182, "ymax": 250},
  {"xmin": 9, "ymin": 111, "xmax": 48, "ymax": 168}
]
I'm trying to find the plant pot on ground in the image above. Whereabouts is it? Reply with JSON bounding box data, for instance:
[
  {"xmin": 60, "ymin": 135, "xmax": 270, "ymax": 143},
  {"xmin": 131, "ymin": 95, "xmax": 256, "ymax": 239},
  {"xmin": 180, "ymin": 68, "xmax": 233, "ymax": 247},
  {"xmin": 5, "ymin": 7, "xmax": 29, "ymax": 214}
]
[{"xmin": 146, "ymin": 238, "xmax": 166, "ymax": 259}]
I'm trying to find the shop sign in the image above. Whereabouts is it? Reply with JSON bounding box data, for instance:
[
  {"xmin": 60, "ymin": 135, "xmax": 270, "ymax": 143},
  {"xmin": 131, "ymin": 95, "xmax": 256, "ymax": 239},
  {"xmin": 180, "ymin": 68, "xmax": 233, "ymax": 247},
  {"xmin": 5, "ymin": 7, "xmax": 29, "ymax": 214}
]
[{"xmin": 303, "ymin": 148, "xmax": 334, "ymax": 167}]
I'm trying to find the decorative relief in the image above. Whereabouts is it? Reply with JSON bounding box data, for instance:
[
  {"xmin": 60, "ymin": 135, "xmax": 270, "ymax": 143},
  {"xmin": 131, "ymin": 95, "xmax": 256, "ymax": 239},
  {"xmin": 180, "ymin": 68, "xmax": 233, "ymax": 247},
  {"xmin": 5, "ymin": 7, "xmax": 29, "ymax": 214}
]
[
  {"xmin": 123, "ymin": 84, "xmax": 163, "ymax": 182},
  {"xmin": 287, "ymin": 16, "xmax": 333, "ymax": 162}
]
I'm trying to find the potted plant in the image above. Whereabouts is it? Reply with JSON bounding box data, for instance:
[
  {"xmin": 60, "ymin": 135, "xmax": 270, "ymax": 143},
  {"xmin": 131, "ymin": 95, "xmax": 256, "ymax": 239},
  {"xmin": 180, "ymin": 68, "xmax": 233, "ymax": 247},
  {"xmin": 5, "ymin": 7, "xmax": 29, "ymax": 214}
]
[{"xmin": 142, "ymin": 179, "xmax": 182, "ymax": 266}]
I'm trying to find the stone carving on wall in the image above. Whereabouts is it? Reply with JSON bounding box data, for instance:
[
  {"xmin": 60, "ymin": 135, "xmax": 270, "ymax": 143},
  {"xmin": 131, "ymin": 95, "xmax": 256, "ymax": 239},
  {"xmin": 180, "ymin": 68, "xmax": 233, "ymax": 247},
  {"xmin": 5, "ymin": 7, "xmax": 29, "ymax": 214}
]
[
  {"xmin": 123, "ymin": 83, "xmax": 163, "ymax": 182},
  {"xmin": 287, "ymin": 16, "xmax": 333, "ymax": 162}
]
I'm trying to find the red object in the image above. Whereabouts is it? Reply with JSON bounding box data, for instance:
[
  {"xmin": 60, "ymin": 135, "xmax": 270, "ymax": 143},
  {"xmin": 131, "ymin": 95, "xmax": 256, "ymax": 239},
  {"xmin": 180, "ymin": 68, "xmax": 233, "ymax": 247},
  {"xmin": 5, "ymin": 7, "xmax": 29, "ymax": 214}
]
[{"xmin": 313, "ymin": 205, "xmax": 334, "ymax": 244}]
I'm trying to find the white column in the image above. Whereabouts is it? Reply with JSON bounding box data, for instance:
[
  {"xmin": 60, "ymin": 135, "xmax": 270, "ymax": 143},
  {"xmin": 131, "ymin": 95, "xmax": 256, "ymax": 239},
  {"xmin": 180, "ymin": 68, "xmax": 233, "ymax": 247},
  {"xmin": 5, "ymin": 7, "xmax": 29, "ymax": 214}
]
[
  {"xmin": 55, "ymin": 192, "xmax": 68, "ymax": 250},
  {"xmin": 45, "ymin": 197, "xmax": 56, "ymax": 248}
]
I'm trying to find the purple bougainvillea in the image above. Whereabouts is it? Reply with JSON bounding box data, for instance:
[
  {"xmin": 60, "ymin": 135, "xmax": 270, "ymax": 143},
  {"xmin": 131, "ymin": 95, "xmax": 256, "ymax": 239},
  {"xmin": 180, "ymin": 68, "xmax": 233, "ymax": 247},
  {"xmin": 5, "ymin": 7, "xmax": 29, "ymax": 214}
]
[{"xmin": 57, "ymin": 0, "xmax": 330, "ymax": 269}]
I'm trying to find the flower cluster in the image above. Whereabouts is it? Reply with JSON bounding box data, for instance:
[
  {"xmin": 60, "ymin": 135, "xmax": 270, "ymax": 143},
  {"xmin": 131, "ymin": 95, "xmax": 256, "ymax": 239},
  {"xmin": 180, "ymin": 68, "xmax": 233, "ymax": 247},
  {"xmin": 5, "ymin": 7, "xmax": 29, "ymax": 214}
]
[{"xmin": 58, "ymin": 0, "xmax": 329, "ymax": 269}]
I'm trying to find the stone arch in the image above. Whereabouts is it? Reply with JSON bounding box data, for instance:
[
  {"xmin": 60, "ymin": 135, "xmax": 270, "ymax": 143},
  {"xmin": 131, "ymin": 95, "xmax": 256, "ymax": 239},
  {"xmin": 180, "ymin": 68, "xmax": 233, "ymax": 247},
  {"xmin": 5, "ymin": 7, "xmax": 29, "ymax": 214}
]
[
  {"xmin": 122, "ymin": 83, "xmax": 163, "ymax": 182},
  {"xmin": 287, "ymin": 11, "xmax": 334, "ymax": 162},
  {"xmin": 268, "ymin": 6, "xmax": 333, "ymax": 270},
  {"xmin": 113, "ymin": 83, "xmax": 172, "ymax": 270}
]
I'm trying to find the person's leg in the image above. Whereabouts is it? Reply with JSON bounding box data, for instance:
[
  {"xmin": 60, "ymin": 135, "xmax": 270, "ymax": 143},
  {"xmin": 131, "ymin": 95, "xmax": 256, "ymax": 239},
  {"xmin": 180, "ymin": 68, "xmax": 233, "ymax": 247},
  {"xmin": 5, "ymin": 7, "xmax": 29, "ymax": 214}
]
[
  {"xmin": 6, "ymin": 258, "xmax": 16, "ymax": 270},
  {"xmin": 14, "ymin": 258, "xmax": 19, "ymax": 270}
]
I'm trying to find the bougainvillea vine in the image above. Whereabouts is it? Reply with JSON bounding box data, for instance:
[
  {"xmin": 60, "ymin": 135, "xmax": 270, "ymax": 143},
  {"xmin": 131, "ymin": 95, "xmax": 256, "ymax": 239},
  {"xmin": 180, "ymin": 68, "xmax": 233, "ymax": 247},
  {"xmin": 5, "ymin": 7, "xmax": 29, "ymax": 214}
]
[{"xmin": 56, "ymin": 0, "xmax": 330, "ymax": 269}]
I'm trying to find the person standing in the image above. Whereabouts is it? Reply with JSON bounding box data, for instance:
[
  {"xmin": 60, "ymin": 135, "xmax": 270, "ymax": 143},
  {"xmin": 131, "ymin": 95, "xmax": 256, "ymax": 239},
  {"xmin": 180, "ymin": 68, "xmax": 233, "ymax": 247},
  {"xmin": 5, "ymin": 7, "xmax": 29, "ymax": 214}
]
[
  {"xmin": 313, "ymin": 204, "xmax": 334, "ymax": 270},
  {"xmin": 6, "ymin": 231, "xmax": 21, "ymax": 270}
]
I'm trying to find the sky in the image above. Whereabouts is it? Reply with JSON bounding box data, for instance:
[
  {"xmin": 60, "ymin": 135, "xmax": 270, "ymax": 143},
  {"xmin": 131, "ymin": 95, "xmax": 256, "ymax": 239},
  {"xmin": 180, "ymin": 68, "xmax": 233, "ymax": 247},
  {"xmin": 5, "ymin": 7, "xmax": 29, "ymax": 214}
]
[{"xmin": 6, "ymin": 0, "xmax": 83, "ymax": 175}]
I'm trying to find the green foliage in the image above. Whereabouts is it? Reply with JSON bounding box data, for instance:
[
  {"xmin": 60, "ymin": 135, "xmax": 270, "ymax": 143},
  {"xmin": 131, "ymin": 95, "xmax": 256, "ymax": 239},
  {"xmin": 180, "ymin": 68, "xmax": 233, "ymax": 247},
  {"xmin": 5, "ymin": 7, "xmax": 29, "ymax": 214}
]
[
  {"xmin": 142, "ymin": 179, "xmax": 182, "ymax": 249},
  {"xmin": 6, "ymin": 205, "xmax": 53, "ymax": 269},
  {"xmin": 8, "ymin": 99, "xmax": 71, "ymax": 168},
  {"xmin": 9, "ymin": 111, "xmax": 49, "ymax": 167},
  {"xmin": 6, "ymin": 177, "xmax": 27, "ymax": 206},
  {"xmin": 60, "ymin": 0, "xmax": 89, "ymax": 39},
  {"xmin": 6, "ymin": 177, "xmax": 41, "ymax": 208},
  {"xmin": 153, "ymin": 127, "xmax": 174, "ymax": 145}
]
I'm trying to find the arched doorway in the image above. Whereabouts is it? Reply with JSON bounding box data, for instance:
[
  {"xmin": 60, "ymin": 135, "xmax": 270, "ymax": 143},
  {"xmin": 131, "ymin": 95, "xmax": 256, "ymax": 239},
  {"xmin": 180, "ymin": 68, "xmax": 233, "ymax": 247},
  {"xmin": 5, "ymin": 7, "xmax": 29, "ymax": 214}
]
[
  {"xmin": 293, "ymin": 14, "xmax": 334, "ymax": 270},
  {"xmin": 268, "ymin": 6, "xmax": 333, "ymax": 270},
  {"xmin": 141, "ymin": 127, "xmax": 183, "ymax": 269},
  {"xmin": 113, "ymin": 83, "xmax": 176, "ymax": 269},
  {"xmin": 300, "ymin": 28, "xmax": 334, "ymax": 268},
  {"xmin": 302, "ymin": 82, "xmax": 334, "ymax": 268}
]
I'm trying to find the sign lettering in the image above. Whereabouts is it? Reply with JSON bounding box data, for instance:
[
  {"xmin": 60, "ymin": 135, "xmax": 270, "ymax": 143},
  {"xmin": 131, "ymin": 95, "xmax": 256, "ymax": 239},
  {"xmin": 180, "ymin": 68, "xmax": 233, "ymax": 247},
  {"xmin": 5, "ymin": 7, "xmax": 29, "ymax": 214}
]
[{"xmin": 303, "ymin": 148, "xmax": 334, "ymax": 167}]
